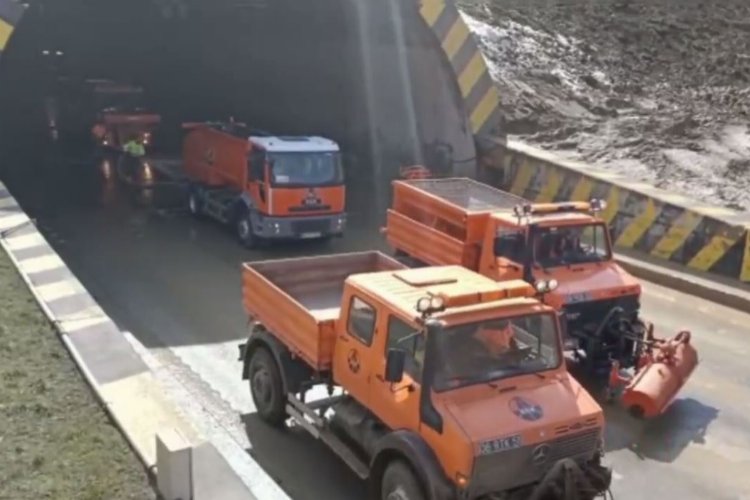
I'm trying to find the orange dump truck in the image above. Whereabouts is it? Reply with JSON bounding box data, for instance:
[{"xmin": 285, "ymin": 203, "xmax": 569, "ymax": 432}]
[
  {"xmin": 239, "ymin": 251, "xmax": 612, "ymax": 499},
  {"xmin": 383, "ymin": 177, "xmax": 698, "ymax": 418},
  {"xmin": 183, "ymin": 121, "xmax": 346, "ymax": 247}
]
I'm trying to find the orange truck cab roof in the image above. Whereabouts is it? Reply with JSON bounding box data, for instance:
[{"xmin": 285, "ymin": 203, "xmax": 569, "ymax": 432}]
[{"xmin": 348, "ymin": 265, "xmax": 548, "ymax": 323}]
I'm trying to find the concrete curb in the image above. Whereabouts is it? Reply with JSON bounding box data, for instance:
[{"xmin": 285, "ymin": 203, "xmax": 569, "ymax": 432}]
[
  {"xmin": 616, "ymin": 252, "xmax": 750, "ymax": 315},
  {"xmin": 0, "ymin": 181, "xmax": 258, "ymax": 500}
]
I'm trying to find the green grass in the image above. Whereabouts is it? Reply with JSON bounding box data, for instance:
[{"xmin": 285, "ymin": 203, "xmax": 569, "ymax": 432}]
[{"xmin": 0, "ymin": 248, "xmax": 155, "ymax": 500}]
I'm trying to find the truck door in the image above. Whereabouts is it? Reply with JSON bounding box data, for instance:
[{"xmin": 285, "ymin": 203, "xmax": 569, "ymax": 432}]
[
  {"xmin": 333, "ymin": 293, "xmax": 379, "ymax": 406},
  {"xmin": 368, "ymin": 314, "xmax": 422, "ymax": 431},
  {"xmin": 247, "ymin": 148, "xmax": 270, "ymax": 214}
]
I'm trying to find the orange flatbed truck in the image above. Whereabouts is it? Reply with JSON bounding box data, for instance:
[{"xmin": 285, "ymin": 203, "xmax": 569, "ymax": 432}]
[
  {"xmin": 183, "ymin": 121, "xmax": 346, "ymax": 247},
  {"xmin": 239, "ymin": 251, "xmax": 612, "ymax": 499},
  {"xmin": 383, "ymin": 178, "xmax": 698, "ymax": 419}
]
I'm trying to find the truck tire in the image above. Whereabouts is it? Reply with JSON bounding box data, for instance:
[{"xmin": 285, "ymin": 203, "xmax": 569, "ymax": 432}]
[
  {"xmin": 248, "ymin": 347, "xmax": 287, "ymax": 427},
  {"xmin": 381, "ymin": 461, "xmax": 425, "ymax": 500},
  {"xmin": 235, "ymin": 209, "xmax": 257, "ymax": 249}
]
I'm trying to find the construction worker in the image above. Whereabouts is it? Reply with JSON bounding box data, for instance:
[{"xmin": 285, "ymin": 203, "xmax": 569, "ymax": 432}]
[{"xmin": 121, "ymin": 135, "xmax": 146, "ymax": 175}]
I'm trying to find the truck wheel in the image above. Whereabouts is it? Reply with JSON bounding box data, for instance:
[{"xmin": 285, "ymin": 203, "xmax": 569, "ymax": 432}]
[
  {"xmin": 381, "ymin": 461, "xmax": 425, "ymax": 500},
  {"xmin": 235, "ymin": 210, "xmax": 257, "ymax": 249},
  {"xmin": 248, "ymin": 347, "xmax": 287, "ymax": 427}
]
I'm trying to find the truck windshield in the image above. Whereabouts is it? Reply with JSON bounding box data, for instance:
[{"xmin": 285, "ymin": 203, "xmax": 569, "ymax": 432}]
[
  {"xmin": 533, "ymin": 223, "xmax": 611, "ymax": 267},
  {"xmin": 432, "ymin": 312, "xmax": 561, "ymax": 391},
  {"xmin": 269, "ymin": 152, "xmax": 343, "ymax": 187}
]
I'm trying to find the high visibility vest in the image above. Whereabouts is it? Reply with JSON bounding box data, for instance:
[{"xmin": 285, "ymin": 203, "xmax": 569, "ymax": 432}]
[{"xmin": 124, "ymin": 141, "xmax": 145, "ymax": 157}]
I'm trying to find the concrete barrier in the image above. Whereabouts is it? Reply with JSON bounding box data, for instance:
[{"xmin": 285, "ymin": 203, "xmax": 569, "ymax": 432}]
[
  {"xmin": 0, "ymin": 181, "xmax": 259, "ymax": 500},
  {"xmin": 478, "ymin": 138, "xmax": 750, "ymax": 284}
]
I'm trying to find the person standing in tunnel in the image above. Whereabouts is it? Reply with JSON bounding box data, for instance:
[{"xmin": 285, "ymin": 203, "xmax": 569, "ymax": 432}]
[{"xmin": 121, "ymin": 134, "xmax": 146, "ymax": 177}]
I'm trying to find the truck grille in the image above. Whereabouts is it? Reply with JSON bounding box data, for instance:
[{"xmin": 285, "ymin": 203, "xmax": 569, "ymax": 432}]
[
  {"xmin": 564, "ymin": 295, "xmax": 639, "ymax": 330},
  {"xmin": 291, "ymin": 219, "xmax": 331, "ymax": 234},
  {"xmin": 471, "ymin": 429, "xmax": 600, "ymax": 496}
]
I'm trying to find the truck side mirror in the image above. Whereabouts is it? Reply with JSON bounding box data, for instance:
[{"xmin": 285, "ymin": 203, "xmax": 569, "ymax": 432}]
[
  {"xmin": 385, "ymin": 349, "xmax": 406, "ymax": 383},
  {"xmin": 608, "ymin": 226, "xmax": 616, "ymax": 245}
]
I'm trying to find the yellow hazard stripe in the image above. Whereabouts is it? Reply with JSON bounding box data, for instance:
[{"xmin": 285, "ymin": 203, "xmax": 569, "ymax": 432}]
[
  {"xmin": 442, "ymin": 17, "xmax": 471, "ymax": 60},
  {"xmin": 458, "ymin": 51, "xmax": 486, "ymax": 98},
  {"xmin": 535, "ymin": 168, "xmax": 562, "ymax": 203},
  {"xmin": 616, "ymin": 199, "xmax": 659, "ymax": 248},
  {"xmin": 600, "ymin": 187, "xmax": 620, "ymax": 225},
  {"xmin": 470, "ymin": 85, "xmax": 499, "ymax": 134},
  {"xmin": 687, "ymin": 232, "xmax": 741, "ymax": 271},
  {"xmin": 570, "ymin": 177, "xmax": 594, "ymax": 202},
  {"xmin": 0, "ymin": 18, "xmax": 14, "ymax": 51},
  {"xmin": 509, "ymin": 158, "xmax": 534, "ymax": 196},
  {"xmin": 650, "ymin": 211, "xmax": 703, "ymax": 260},
  {"xmin": 420, "ymin": 0, "xmax": 445, "ymax": 27},
  {"xmin": 741, "ymin": 232, "xmax": 750, "ymax": 282}
]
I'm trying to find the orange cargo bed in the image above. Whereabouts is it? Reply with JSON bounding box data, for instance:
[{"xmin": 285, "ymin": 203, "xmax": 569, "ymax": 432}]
[
  {"xmin": 242, "ymin": 251, "xmax": 404, "ymax": 371},
  {"xmin": 386, "ymin": 178, "xmax": 525, "ymax": 270}
]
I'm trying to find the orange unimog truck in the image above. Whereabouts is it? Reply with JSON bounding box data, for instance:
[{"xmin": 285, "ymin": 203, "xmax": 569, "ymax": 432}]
[
  {"xmin": 182, "ymin": 121, "xmax": 346, "ymax": 247},
  {"xmin": 239, "ymin": 251, "xmax": 612, "ymax": 500},
  {"xmin": 382, "ymin": 177, "xmax": 698, "ymax": 419}
]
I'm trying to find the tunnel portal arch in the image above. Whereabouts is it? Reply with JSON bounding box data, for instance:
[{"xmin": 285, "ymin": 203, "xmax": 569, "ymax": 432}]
[{"xmin": 0, "ymin": 0, "xmax": 500, "ymax": 184}]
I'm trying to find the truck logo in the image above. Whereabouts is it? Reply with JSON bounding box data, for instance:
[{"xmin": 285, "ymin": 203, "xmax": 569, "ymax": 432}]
[
  {"xmin": 509, "ymin": 396, "xmax": 544, "ymax": 422},
  {"xmin": 347, "ymin": 348, "xmax": 360, "ymax": 374},
  {"xmin": 302, "ymin": 188, "xmax": 322, "ymax": 207},
  {"xmin": 531, "ymin": 444, "xmax": 551, "ymax": 466}
]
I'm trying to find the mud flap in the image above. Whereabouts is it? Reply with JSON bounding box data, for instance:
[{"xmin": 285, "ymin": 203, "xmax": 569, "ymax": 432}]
[{"xmin": 527, "ymin": 458, "xmax": 612, "ymax": 500}]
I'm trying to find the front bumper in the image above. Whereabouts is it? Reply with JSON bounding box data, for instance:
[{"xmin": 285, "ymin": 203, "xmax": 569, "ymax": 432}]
[{"xmin": 251, "ymin": 212, "xmax": 347, "ymax": 239}]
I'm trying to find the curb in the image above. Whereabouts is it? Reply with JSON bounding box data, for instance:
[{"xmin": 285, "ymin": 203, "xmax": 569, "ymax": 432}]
[
  {"xmin": 616, "ymin": 252, "xmax": 750, "ymax": 315},
  {"xmin": 0, "ymin": 181, "xmax": 259, "ymax": 500}
]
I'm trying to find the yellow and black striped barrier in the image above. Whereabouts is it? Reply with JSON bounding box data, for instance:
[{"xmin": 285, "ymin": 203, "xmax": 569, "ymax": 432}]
[
  {"xmin": 0, "ymin": 0, "xmax": 23, "ymax": 54},
  {"xmin": 418, "ymin": 0, "xmax": 502, "ymax": 138},
  {"xmin": 480, "ymin": 139, "xmax": 750, "ymax": 283}
]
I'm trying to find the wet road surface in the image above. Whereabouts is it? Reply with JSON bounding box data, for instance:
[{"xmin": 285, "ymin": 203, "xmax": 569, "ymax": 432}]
[{"xmin": 3, "ymin": 158, "xmax": 749, "ymax": 500}]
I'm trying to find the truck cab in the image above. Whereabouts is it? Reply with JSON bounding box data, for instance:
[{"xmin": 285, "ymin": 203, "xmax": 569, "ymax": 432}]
[
  {"xmin": 240, "ymin": 255, "xmax": 611, "ymax": 499},
  {"xmin": 479, "ymin": 202, "xmax": 642, "ymax": 377},
  {"xmin": 183, "ymin": 122, "xmax": 347, "ymax": 246}
]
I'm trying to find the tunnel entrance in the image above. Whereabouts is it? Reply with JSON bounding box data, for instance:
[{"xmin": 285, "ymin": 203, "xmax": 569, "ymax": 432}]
[{"xmin": 0, "ymin": 0, "xmax": 478, "ymax": 194}]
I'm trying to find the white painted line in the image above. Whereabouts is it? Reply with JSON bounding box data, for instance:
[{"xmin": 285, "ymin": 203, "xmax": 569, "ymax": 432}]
[
  {"xmin": 35, "ymin": 279, "xmax": 83, "ymax": 303},
  {"xmin": 57, "ymin": 305, "xmax": 110, "ymax": 332},
  {"xmin": 0, "ymin": 212, "xmax": 29, "ymax": 232},
  {"xmin": 4, "ymin": 232, "xmax": 47, "ymax": 251},
  {"xmin": 18, "ymin": 253, "xmax": 66, "ymax": 274}
]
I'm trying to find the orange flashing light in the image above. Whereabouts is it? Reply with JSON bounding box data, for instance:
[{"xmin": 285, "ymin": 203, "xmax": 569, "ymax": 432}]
[{"xmin": 513, "ymin": 199, "xmax": 607, "ymax": 218}]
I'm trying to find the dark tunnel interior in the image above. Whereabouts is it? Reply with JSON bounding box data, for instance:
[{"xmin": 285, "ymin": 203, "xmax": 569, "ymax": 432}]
[{"xmin": 0, "ymin": 0, "xmax": 476, "ymax": 189}]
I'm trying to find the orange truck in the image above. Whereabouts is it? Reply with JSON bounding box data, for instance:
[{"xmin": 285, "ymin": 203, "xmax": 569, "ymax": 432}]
[
  {"xmin": 89, "ymin": 80, "xmax": 161, "ymax": 150},
  {"xmin": 182, "ymin": 121, "xmax": 346, "ymax": 247},
  {"xmin": 382, "ymin": 177, "xmax": 698, "ymax": 419},
  {"xmin": 239, "ymin": 251, "xmax": 612, "ymax": 499}
]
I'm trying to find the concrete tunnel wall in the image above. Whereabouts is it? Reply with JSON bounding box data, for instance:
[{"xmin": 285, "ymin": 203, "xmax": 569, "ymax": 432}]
[{"xmin": 0, "ymin": 0, "xmax": 502, "ymax": 182}]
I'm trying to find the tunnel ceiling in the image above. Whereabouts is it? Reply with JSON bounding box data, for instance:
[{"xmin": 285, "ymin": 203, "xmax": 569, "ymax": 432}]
[{"xmin": 0, "ymin": 0, "xmax": 500, "ymax": 178}]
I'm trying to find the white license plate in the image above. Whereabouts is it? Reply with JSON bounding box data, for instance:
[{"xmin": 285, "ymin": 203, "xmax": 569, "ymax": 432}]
[{"xmin": 300, "ymin": 232, "xmax": 322, "ymax": 239}]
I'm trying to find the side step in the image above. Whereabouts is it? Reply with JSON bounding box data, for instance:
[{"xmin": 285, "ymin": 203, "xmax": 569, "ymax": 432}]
[{"xmin": 286, "ymin": 394, "xmax": 369, "ymax": 480}]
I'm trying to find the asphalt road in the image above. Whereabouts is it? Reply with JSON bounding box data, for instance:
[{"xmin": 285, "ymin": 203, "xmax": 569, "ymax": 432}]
[{"xmin": 4, "ymin": 158, "xmax": 750, "ymax": 500}]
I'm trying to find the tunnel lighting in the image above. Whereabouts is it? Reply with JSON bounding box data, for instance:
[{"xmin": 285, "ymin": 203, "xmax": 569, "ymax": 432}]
[
  {"xmin": 41, "ymin": 50, "xmax": 50, "ymax": 56},
  {"xmin": 55, "ymin": 50, "xmax": 64, "ymax": 56}
]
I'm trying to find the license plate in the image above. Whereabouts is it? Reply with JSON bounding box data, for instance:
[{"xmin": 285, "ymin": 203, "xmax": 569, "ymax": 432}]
[
  {"xmin": 300, "ymin": 232, "xmax": 322, "ymax": 239},
  {"xmin": 479, "ymin": 434, "xmax": 523, "ymax": 455}
]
